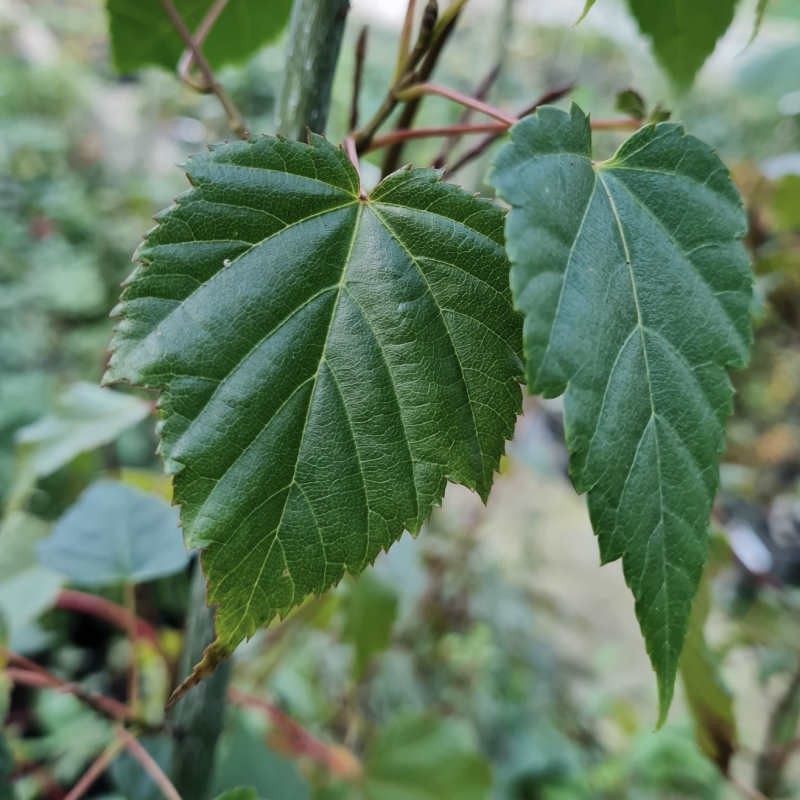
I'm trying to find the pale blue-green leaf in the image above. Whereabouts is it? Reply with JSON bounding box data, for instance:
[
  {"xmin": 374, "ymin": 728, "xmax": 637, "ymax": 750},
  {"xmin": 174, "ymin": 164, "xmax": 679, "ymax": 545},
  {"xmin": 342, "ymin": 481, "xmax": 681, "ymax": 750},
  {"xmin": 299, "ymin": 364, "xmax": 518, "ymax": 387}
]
[{"xmin": 37, "ymin": 480, "xmax": 188, "ymax": 586}]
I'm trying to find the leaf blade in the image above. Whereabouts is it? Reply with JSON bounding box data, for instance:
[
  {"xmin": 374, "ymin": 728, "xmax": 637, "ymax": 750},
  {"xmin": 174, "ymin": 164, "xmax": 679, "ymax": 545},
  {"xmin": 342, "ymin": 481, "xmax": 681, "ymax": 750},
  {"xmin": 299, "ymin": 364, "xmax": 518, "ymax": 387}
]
[
  {"xmin": 106, "ymin": 0, "xmax": 293, "ymax": 73},
  {"xmin": 489, "ymin": 105, "xmax": 752, "ymax": 721},
  {"xmin": 625, "ymin": 0, "xmax": 739, "ymax": 88},
  {"xmin": 106, "ymin": 135, "xmax": 522, "ymax": 653}
]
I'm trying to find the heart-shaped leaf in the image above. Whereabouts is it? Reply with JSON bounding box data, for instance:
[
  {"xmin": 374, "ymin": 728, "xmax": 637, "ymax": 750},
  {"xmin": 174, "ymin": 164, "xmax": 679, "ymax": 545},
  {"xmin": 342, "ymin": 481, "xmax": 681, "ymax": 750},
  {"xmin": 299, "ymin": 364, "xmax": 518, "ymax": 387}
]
[
  {"xmin": 489, "ymin": 105, "xmax": 752, "ymax": 720},
  {"xmin": 105, "ymin": 134, "xmax": 522, "ymax": 654}
]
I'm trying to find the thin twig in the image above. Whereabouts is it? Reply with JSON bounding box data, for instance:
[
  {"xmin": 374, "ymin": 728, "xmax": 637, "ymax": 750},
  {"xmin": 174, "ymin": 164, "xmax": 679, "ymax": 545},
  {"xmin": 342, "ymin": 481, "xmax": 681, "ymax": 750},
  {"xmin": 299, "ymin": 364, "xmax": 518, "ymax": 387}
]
[
  {"xmin": 343, "ymin": 136, "xmax": 366, "ymax": 199},
  {"xmin": 124, "ymin": 583, "xmax": 139, "ymax": 714},
  {"xmin": 379, "ymin": 0, "xmax": 467, "ymax": 173},
  {"xmin": 443, "ymin": 81, "xmax": 574, "ymax": 177},
  {"xmin": 432, "ymin": 63, "xmax": 500, "ymax": 167},
  {"xmin": 727, "ymin": 775, "xmax": 769, "ymax": 800},
  {"xmin": 394, "ymin": 81, "xmax": 516, "ymax": 124},
  {"xmin": 393, "ymin": 0, "xmax": 418, "ymax": 82},
  {"xmin": 228, "ymin": 687, "xmax": 362, "ymax": 779},
  {"xmin": 118, "ymin": 728, "xmax": 182, "ymax": 800},
  {"xmin": 158, "ymin": 0, "xmax": 247, "ymax": 137},
  {"xmin": 589, "ymin": 117, "xmax": 641, "ymax": 130},
  {"xmin": 349, "ymin": 26, "xmax": 369, "ymax": 131},
  {"xmin": 64, "ymin": 735, "xmax": 126, "ymax": 800},
  {"xmin": 351, "ymin": 0, "xmax": 438, "ymax": 152},
  {"xmin": 5, "ymin": 667, "xmax": 132, "ymax": 723},
  {"xmin": 177, "ymin": 0, "xmax": 229, "ymax": 91},
  {"xmin": 56, "ymin": 589, "xmax": 160, "ymax": 648},
  {"xmin": 366, "ymin": 122, "xmax": 506, "ymax": 152}
]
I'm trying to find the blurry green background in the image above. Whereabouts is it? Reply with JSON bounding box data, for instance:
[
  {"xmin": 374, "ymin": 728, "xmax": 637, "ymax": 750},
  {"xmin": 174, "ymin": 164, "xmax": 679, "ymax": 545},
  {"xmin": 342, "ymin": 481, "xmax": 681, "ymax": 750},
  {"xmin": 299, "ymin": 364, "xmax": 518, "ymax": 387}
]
[{"xmin": 1, "ymin": 0, "xmax": 800, "ymax": 798}]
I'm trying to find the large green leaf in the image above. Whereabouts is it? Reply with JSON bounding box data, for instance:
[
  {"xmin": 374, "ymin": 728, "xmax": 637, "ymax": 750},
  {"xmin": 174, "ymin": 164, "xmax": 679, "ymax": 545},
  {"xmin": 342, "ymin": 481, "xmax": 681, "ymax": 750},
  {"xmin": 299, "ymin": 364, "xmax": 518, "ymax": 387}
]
[
  {"xmin": 489, "ymin": 105, "xmax": 752, "ymax": 720},
  {"xmin": 106, "ymin": 0, "xmax": 293, "ymax": 74},
  {"xmin": 625, "ymin": 0, "xmax": 740, "ymax": 87},
  {"xmin": 105, "ymin": 134, "xmax": 522, "ymax": 654}
]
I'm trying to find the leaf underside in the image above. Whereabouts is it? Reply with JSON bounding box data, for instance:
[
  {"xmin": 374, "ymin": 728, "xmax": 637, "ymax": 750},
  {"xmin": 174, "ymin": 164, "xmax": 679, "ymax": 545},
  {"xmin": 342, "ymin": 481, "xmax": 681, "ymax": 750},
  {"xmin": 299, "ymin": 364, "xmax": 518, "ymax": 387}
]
[
  {"xmin": 490, "ymin": 104, "xmax": 752, "ymax": 721},
  {"xmin": 106, "ymin": 0, "xmax": 293, "ymax": 73},
  {"xmin": 105, "ymin": 134, "xmax": 522, "ymax": 652},
  {"xmin": 626, "ymin": 0, "xmax": 739, "ymax": 87}
]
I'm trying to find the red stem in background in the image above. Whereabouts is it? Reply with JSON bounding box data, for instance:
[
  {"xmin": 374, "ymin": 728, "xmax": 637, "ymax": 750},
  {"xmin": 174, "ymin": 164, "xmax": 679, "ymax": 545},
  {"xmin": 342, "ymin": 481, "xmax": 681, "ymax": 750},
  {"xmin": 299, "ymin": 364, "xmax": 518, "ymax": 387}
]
[
  {"xmin": 228, "ymin": 687, "xmax": 362, "ymax": 779},
  {"xmin": 118, "ymin": 728, "xmax": 182, "ymax": 800},
  {"xmin": 366, "ymin": 122, "xmax": 507, "ymax": 152},
  {"xmin": 56, "ymin": 589, "xmax": 159, "ymax": 647}
]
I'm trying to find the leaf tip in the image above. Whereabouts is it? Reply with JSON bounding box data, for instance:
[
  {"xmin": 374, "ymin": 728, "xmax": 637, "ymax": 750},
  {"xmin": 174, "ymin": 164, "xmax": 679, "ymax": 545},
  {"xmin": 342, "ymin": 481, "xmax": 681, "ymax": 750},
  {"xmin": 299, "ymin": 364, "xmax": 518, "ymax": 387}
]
[{"xmin": 166, "ymin": 638, "xmax": 231, "ymax": 709}]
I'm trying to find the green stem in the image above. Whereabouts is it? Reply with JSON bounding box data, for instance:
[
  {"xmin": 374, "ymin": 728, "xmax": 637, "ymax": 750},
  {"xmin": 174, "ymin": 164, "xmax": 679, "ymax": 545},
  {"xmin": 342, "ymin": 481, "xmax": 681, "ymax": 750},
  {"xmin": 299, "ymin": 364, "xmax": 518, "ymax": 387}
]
[
  {"xmin": 168, "ymin": 565, "xmax": 232, "ymax": 800},
  {"xmin": 277, "ymin": 0, "xmax": 351, "ymax": 140}
]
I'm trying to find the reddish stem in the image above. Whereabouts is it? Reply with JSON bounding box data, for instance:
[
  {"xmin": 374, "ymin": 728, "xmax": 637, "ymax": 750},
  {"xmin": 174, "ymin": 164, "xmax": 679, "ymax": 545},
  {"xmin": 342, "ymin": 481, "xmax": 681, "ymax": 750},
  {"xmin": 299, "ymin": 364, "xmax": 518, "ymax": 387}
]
[
  {"xmin": 394, "ymin": 82, "xmax": 517, "ymax": 125},
  {"xmin": 64, "ymin": 738, "xmax": 124, "ymax": 800},
  {"xmin": 367, "ymin": 122, "xmax": 507, "ymax": 152},
  {"xmin": 228, "ymin": 687, "xmax": 362, "ymax": 779},
  {"xmin": 5, "ymin": 667, "xmax": 132, "ymax": 721},
  {"xmin": 118, "ymin": 728, "xmax": 182, "ymax": 800},
  {"xmin": 56, "ymin": 589, "xmax": 159, "ymax": 647},
  {"xmin": 589, "ymin": 117, "xmax": 641, "ymax": 130}
]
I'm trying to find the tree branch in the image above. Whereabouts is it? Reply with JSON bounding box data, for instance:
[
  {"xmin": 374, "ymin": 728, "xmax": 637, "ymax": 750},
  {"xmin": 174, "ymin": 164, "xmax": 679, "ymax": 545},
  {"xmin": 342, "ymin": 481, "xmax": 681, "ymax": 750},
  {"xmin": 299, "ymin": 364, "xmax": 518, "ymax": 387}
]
[{"xmin": 158, "ymin": 0, "xmax": 246, "ymax": 137}]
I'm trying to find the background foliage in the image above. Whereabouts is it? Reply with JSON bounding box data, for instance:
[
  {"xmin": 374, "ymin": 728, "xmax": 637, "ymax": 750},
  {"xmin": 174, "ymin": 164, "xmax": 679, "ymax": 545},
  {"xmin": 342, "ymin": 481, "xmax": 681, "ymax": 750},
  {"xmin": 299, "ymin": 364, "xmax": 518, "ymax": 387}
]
[{"xmin": 1, "ymin": 0, "xmax": 800, "ymax": 798}]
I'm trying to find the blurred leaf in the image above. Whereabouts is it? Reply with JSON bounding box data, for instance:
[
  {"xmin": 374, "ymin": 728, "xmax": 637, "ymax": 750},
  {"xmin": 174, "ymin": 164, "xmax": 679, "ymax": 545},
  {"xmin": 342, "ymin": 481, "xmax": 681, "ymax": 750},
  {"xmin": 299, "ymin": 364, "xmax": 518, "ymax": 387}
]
[
  {"xmin": 213, "ymin": 791, "xmax": 260, "ymax": 800},
  {"xmin": 626, "ymin": 0, "xmax": 739, "ymax": 87},
  {"xmin": 750, "ymin": 0, "xmax": 770, "ymax": 44},
  {"xmin": 106, "ymin": 0, "xmax": 293, "ymax": 73},
  {"xmin": 363, "ymin": 714, "xmax": 491, "ymax": 800},
  {"xmin": 0, "ymin": 730, "xmax": 12, "ymax": 800},
  {"xmin": 771, "ymin": 174, "xmax": 800, "ymax": 232},
  {"xmin": 212, "ymin": 710, "xmax": 310, "ymax": 800},
  {"xmin": 342, "ymin": 573, "xmax": 398, "ymax": 680},
  {"xmin": 679, "ymin": 574, "xmax": 737, "ymax": 772},
  {"xmin": 0, "ymin": 512, "xmax": 62, "ymax": 651},
  {"xmin": 11, "ymin": 383, "xmax": 150, "ymax": 506},
  {"xmin": 25, "ymin": 693, "xmax": 111, "ymax": 784},
  {"xmin": 576, "ymin": 0, "xmax": 596, "ymax": 24},
  {"xmin": 37, "ymin": 480, "xmax": 188, "ymax": 586},
  {"xmin": 119, "ymin": 468, "xmax": 173, "ymax": 502},
  {"xmin": 615, "ymin": 88, "xmax": 646, "ymax": 120}
]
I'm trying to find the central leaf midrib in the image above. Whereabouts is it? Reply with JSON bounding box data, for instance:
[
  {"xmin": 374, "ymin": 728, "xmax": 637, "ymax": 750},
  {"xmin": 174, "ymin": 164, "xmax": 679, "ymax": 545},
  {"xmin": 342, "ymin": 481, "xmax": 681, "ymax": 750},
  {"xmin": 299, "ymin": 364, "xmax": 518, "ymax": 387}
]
[
  {"xmin": 596, "ymin": 169, "xmax": 673, "ymax": 667},
  {"xmin": 228, "ymin": 203, "xmax": 366, "ymax": 638}
]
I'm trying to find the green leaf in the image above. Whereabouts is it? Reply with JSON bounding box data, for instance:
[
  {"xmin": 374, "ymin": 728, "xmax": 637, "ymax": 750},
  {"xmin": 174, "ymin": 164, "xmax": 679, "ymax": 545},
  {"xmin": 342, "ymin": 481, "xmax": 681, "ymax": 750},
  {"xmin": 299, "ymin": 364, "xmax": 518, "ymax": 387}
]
[
  {"xmin": 0, "ymin": 512, "xmax": 62, "ymax": 651},
  {"xmin": 679, "ymin": 542, "xmax": 737, "ymax": 772},
  {"xmin": 212, "ymin": 710, "xmax": 309, "ymax": 800},
  {"xmin": 575, "ymin": 0, "xmax": 597, "ymax": 24},
  {"xmin": 37, "ymin": 480, "xmax": 189, "ymax": 586},
  {"xmin": 489, "ymin": 105, "xmax": 752, "ymax": 721},
  {"xmin": 106, "ymin": 0, "xmax": 293, "ymax": 73},
  {"xmin": 615, "ymin": 89, "xmax": 647, "ymax": 120},
  {"xmin": 363, "ymin": 714, "xmax": 491, "ymax": 800},
  {"xmin": 214, "ymin": 791, "xmax": 260, "ymax": 800},
  {"xmin": 750, "ymin": 0, "xmax": 770, "ymax": 44},
  {"xmin": 104, "ymin": 135, "xmax": 522, "ymax": 653},
  {"xmin": 341, "ymin": 572, "xmax": 398, "ymax": 680},
  {"xmin": 625, "ymin": 0, "xmax": 739, "ymax": 87},
  {"xmin": 10, "ymin": 382, "xmax": 150, "ymax": 507}
]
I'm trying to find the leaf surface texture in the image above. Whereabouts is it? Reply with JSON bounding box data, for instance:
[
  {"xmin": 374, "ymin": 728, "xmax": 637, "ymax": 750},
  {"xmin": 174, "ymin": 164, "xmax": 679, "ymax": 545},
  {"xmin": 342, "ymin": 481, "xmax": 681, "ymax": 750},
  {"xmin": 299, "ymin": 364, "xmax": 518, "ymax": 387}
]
[{"xmin": 106, "ymin": 134, "xmax": 522, "ymax": 650}]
